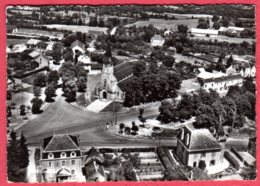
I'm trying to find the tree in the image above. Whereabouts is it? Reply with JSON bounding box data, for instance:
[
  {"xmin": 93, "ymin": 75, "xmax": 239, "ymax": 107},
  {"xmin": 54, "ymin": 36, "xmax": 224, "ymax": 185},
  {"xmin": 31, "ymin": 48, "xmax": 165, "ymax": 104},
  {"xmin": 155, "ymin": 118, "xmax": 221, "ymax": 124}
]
[
  {"xmin": 131, "ymin": 121, "xmax": 139, "ymax": 134},
  {"xmin": 212, "ymin": 21, "xmax": 220, "ymax": 29},
  {"xmin": 105, "ymin": 42, "xmax": 112, "ymax": 58},
  {"xmin": 34, "ymin": 73, "xmax": 47, "ymax": 87},
  {"xmin": 212, "ymin": 15, "xmax": 220, "ymax": 22},
  {"xmin": 119, "ymin": 123, "xmax": 125, "ymax": 134},
  {"xmin": 33, "ymin": 86, "xmax": 41, "ymax": 97},
  {"xmin": 7, "ymin": 105, "xmax": 12, "ymax": 117},
  {"xmin": 133, "ymin": 61, "xmax": 146, "ymax": 77},
  {"xmin": 19, "ymin": 132, "xmax": 29, "ymax": 169},
  {"xmin": 198, "ymin": 160, "xmax": 206, "ymax": 170},
  {"xmin": 48, "ymin": 70, "xmax": 59, "ymax": 84},
  {"xmin": 177, "ymin": 24, "xmax": 188, "ymax": 34},
  {"xmin": 243, "ymin": 77, "xmax": 255, "ymax": 94},
  {"xmin": 226, "ymin": 55, "xmax": 233, "ymax": 68},
  {"xmin": 163, "ymin": 55, "xmax": 175, "ymax": 68},
  {"xmin": 52, "ymin": 42, "xmax": 63, "ymax": 61},
  {"xmin": 240, "ymin": 161, "xmax": 256, "ymax": 180},
  {"xmin": 215, "ymin": 57, "xmax": 225, "ymax": 72},
  {"xmin": 31, "ymin": 97, "xmax": 43, "ymax": 114},
  {"xmin": 63, "ymin": 80, "xmax": 77, "ymax": 102},
  {"xmin": 157, "ymin": 100, "xmax": 175, "ymax": 124},
  {"xmin": 7, "ymin": 90, "xmax": 12, "ymax": 100},
  {"xmin": 7, "ymin": 130, "xmax": 25, "ymax": 182},
  {"xmin": 45, "ymin": 83, "xmax": 56, "ymax": 102}
]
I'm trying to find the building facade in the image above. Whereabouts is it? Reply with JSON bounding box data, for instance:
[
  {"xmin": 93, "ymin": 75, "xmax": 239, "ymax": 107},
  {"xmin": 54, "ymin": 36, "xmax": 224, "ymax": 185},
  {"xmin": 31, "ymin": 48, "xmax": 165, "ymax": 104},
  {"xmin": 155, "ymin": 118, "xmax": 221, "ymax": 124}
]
[
  {"xmin": 39, "ymin": 134, "xmax": 84, "ymax": 183},
  {"xmin": 176, "ymin": 124, "xmax": 223, "ymax": 169},
  {"xmin": 94, "ymin": 64, "xmax": 125, "ymax": 102}
]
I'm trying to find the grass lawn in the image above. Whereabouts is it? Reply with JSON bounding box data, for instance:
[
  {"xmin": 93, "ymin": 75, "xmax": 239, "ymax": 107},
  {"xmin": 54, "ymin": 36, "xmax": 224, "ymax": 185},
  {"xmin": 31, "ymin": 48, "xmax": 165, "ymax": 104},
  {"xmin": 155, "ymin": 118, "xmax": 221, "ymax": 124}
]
[{"xmin": 125, "ymin": 18, "xmax": 199, "ymax": 30}]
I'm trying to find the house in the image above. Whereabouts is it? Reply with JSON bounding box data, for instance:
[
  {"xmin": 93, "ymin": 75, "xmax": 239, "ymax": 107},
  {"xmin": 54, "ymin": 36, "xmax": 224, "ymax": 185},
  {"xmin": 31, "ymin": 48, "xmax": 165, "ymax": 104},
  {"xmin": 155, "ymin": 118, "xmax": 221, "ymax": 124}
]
[
  {"xmin": 191, "ymin": 28, "xmax": 218, "ymax": 37},
  {"xmin": 36, "ymin": 41, "xmax": 48, "ymax": 50},
  {"xmin": 70, "ymin": 40, "xmax": 84, "ymax": 57},
  {"xmin": 78, "ymin": 55, "xmax": 102, "ymax": 74},
  {"xmin": 82, "ymin": 147, "xmax": 107, "ymax": 182},
  {"xmin": 26, "ymin": 39, "xmax": 41, "ymax": 48},
  {"xmin": 164, "ymin": 29, "xmax": 173, "ymax": 36},
  {"xmin": 39, "ymin": 134, "xmax": 84, "ymax": 183},
  {"xmin": 150, "ymin": 35, "xmax": 165, "ymax": 47},
  {"xmin": 239, "ymin": 63, "xmax": 256, "ymax": 78},
  {"xmin": 176, "ymin": 124, "xmax": 223, "ymax": 169},
  {"xmin": 28, "ymin": 50, "xmax": 49, "ymax": 67},
  {"xmin": 6, "ymin": 25, "xmax": 18, "ymax": 34},
  {"xmin": 197, "ymin": 70, "xmax": 243, "ymax": 93}
]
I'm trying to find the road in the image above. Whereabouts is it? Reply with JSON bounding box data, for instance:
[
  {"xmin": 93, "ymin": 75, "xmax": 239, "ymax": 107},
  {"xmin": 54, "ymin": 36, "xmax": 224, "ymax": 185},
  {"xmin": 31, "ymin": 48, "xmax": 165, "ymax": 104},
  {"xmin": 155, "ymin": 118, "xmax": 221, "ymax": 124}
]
[{"xmin": 15, "ymin": 94, "xmax": 176, "ymax": 148}]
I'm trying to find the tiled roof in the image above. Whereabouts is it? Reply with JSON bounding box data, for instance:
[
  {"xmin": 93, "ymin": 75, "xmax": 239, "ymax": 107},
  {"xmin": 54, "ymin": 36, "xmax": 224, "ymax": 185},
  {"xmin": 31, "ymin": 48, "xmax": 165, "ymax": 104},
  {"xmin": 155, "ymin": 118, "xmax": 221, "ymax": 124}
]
[
  {"xmin": 113, "ymin": 61, "xmax": 134, "ymax": 82},
  {"xmin": 185, "ymin": 124, "xmax": 221, "ymax": 151},
  {"xmin": 29, "ymin": 50, "xmax": 40, "ymax": 58},
  {"xmin": 201, "ymin": 73, "xmax": 242, "ymax": 83},
  {"xmin": 43, "ymin": 134, "xmax": 80, "ymax": 152},
  {"xmin": 151, "ymin": 34, "xmax": 164, "ymax": 41},
  {"xmin": 70, "ymin": 40, "xmax": 84, "ymax": 49}
]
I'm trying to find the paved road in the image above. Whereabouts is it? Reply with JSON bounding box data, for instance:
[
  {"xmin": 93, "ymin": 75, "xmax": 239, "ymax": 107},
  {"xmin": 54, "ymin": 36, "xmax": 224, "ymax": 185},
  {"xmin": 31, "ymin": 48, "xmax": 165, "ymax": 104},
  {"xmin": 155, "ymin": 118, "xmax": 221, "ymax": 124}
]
[{"xmin": 15, "ymin": 95, "xmax": 176, "ymax": 148}]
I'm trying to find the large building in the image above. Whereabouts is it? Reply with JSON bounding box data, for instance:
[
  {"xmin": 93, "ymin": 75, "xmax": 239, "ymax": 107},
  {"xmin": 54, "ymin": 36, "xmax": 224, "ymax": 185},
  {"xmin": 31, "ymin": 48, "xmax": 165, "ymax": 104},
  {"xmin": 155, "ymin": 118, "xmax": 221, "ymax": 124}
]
[
  {"xmin": 176, "ymin": 124, "xmax": 223, "ymax": 169},
  {"xmin": 94, "ymin": 63, "xmax": 125, "ymax": 101},
  {"xmin": 191, "ymin": 28, "xmax": 218, "ymax": 37},
  {"xmin": 197, "ymin": 69, "xmax": 243, "ymax": 93},
  {"xmin": 39, "ymin": 134, "xmax": 84, "ymax": 183}
]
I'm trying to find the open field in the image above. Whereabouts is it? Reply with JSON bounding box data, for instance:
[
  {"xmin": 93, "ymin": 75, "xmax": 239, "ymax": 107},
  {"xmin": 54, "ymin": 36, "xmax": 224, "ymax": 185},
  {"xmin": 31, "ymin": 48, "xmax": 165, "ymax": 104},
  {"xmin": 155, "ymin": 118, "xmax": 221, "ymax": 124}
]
[
  {"xmin": 43, "ymin": 24, "xmax": 108, "ymax": 33},
  {"xmin": 7, "ymin": 38, "xmax": 28, "ymax": 46},
  {"xmin": 125, "ymin": 18, "xmax": 199, "ymax": 30},
  {"xmin": 190, "ymin": 35, "xmax": 255, "ymax": 44}
]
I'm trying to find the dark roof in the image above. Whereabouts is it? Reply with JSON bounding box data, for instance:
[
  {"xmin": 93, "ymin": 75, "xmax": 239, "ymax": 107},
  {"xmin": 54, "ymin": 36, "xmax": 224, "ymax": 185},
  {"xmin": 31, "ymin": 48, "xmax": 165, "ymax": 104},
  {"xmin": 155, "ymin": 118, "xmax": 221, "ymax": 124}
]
[
  {"xmin": 84, "ymin": 147, "xmax": 104, "ymax": 165},
  {"xmin": 91, "ymin": 63, "xmax": 102, "ymax": 70},
  {"xmin": 199, "ymin": 74, "xmax": 242, "ymax": 83},
  {"xmin": 181, "ymin": 124, "xmax": 221, "ymax": 151},
  {"xmin": 42, "ymin": 134, "xmax": 80, "ymax": 152},
  {"xmin": 113, "ymin": 61, "xmax": 134, "ymax": 82},
  {"xmin": 36, "ymin": 41, "xmax": 48, "ymax": 48},
  {"xmin": 70, "ymin": 40, "xmax": 84, "ymax": 49},
  {"xmin": 117, "ymin": 75, "xmax": 135, "ymax": 91}
]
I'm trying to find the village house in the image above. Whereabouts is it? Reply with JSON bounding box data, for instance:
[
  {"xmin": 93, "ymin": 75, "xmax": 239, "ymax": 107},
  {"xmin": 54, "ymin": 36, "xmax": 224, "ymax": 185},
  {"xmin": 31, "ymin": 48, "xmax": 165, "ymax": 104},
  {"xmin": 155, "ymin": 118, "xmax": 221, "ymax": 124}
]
[
  {"xmin": 39, "ymin": 134, "xmax": 84, "ymax": 183},
  {"xmin": 150, "ymin": 35, "xmax": 165, "ymax": 47},
  {"xmin": 219, "ymin": 26, "xmax": 244, "ymax": 37},
  {"xmin": 226, "ymin": 63, "xmax": 255, "ymax": 78},
  {"xmin": 82, "ymin": 147, "xmax": 107, "ymax": 182},
  {"xmin": 176, "ymin": 124, "xmax": 223, "ymax": 169},
  {"xmin": 191, "ymin": 28, "xmax": 218, "ymax": 37},
  {"xmin": 28, "ymin": 50, "xmax": 49, "ymax": 68},
  {"xmin": 71, "ymin": 40, "xmax": 84, "ymax": 58},
  {"xmin": 197, "ymin": 69, "xmax": 243, "ymax": 93},
  {"xmin": 26, "ymin": 39, "xmax": 41, "ymax": 49}
]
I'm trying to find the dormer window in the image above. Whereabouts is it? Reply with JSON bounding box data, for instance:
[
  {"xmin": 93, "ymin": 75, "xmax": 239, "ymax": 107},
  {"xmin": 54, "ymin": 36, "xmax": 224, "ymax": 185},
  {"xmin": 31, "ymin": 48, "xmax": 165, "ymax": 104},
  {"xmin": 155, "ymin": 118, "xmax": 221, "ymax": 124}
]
[
  {"xmin": 61, "ymin": 152, "xmax": 66, "ymax": 158},
  {"xmin": 71, "ymin": 151, "xmax": 76, "ymax": 158},
  {"xmin": 48, "ymin": 153, "xmax": 54, "ymax": 159},
  {"xmin": 181, "ymin": 129, "xmax": 184, "ymax": 140},
  {"xmin": 185, "ymin": 133, "xmax": 190, "ymax": 146}
]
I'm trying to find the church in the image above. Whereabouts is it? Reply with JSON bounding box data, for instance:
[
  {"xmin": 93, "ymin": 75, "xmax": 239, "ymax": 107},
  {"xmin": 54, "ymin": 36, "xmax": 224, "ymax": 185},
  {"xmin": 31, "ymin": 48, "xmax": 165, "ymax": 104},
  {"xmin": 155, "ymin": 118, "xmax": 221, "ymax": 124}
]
[{"xmin": 94, "ymin": 63, "xmax": 125, "ymax": 102}]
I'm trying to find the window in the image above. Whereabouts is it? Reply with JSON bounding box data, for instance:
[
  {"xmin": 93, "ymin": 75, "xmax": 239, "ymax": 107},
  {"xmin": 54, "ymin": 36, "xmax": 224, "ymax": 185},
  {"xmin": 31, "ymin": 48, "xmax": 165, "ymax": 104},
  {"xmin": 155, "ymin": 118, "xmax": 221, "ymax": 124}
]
[
  {"xmin": 61, "ymin": 152, "xmax": 66, "ymax": 158},
  {"xmin": 71, "ymin": 170, "xmax": 75, "ymax": 175},
  {"xmin": 48, "ymin": 153, "xmax": 54, "ymax": 159},
  {"xmin": 71, "ymin": 160, "xmax": 75, "ymax": 165},
  {"xmin": 210, "ymin": 160, "xmax": 215, "ymax": 166},
  {"xmin": 55, "ymin": 161, "xmax": 59, "ymax": 167},
  {"xmin": 71, "ymin": 152, "xmax": 76, "ymax": 157},
  {"xmin": 193, "ymin": 162, "xmax": 197, "ymax": 167},
  {"xmin": 194, "ymin": 154, "xmax": 198, "ymax": 159},
  {"xmin": 211, "ymin": 152, "xmax": 216, "ymax": 158},
  {"xmin": 62, "ymin": 161, "xmax": 65, "ymax": 166},
  {"xmin": 201, "ymin": 153, "xmax": 206, "ymax": 158},
  {"xmin": 48, "ymin": 161, "xmax": 52, "ymax": 167}
]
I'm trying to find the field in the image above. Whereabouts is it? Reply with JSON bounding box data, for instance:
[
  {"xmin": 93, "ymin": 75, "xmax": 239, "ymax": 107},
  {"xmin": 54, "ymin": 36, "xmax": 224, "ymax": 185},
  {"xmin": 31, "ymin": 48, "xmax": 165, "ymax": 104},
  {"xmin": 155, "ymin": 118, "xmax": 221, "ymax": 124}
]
[
  {"xmin": 190, "ymin": 35, "xmax": 255, "ymax": 44},
  {"xmin": 7, "ymin": 38, "xmax": 28, "ymax": 46},
  {"xmin": 125, "ymin": 18, "xmax": 199, "ymax": 30},
  {"xmin": 43, "ymin": 24, "xmax": 108, "ymax": 33}
]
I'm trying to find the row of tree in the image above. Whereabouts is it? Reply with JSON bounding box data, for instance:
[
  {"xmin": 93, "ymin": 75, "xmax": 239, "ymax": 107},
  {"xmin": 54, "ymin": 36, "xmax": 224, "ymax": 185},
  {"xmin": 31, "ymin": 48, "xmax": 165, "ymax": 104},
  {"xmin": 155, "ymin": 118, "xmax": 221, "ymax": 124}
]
[
  {"xmin": 8, "ymin": 131, "xmax": 29, "ymax": 182},
  {"xmin": 158, "ymin": 78, "xmax": 255, "ymax": 133}
]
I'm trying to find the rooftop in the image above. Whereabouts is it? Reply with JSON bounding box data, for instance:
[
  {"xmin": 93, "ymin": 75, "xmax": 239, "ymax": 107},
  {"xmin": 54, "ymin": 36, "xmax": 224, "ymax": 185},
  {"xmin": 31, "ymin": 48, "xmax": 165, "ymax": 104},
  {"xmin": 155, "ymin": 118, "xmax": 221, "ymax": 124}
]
[
  {"xmin": 191, "ymin": 28, "xmax": 218, "ymax": 35},
  {"xmin": 71, "ymin": 40, "xmax": 84, "ymax": 49},
  {"xmin": 42, "ymin": 134, "xmax": 80, "ymax": 152}
]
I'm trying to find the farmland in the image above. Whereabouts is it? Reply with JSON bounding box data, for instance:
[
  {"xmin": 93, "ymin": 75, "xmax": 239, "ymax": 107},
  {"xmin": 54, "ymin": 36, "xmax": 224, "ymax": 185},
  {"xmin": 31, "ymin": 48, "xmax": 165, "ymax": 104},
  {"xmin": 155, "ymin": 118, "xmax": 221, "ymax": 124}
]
[
  {"xmin": 43, "ymin": 24, "xmax": 108, "ymax": 33},
  {"xmin": 125, "ymin": 18, "xmax": 199, "ymax": 30}
]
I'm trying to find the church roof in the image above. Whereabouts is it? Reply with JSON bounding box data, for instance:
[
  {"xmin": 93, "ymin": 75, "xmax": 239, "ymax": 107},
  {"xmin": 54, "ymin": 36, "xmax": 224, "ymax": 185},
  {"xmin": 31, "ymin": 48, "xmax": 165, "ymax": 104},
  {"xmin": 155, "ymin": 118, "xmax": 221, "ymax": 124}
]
[
  {"xmin": 42, "ymin": 134, "xmax": 80, "ymax": 152},
  {"xmin": 114, "ymin": 61, "xmax": 134, "ymax": 82}
]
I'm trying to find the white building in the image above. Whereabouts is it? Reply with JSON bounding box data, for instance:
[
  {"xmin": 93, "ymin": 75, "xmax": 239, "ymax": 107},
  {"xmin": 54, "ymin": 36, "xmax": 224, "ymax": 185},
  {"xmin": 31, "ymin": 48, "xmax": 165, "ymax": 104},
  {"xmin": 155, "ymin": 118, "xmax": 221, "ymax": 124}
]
[
  {"xmin": 150, "ymin": 35, "xmax": 165, "ymax": 47},
  {"xmin": 191, "ymin": 28, "xmax": 218, "ymax": 37},
  {"xmin": 70, "ymin": 40, "xmax": 84, "ymax": 57},
  {"xmin": 197, "ymin": 70, "xmax": 243, "ymax": 93}
]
